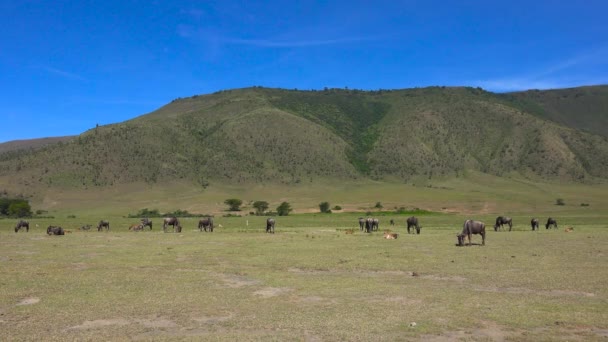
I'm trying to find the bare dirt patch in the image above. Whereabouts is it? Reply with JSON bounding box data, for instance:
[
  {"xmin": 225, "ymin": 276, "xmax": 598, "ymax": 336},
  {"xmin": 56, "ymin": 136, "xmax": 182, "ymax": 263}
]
[
  {"xmin": 16, "ymin": 297, "xmax": 40, "ymax": 306},
  {"xmin": 476, "ymin": 286, "xmax": 595, "ymax": 297},
  {"xmin": 218, "ymin": 274, "xmax": 261, "ymax": 288},
  {"xmin": 191, "ymin": 313, "xmax": 233, "ymax": 324},
  {"xmin": 290, "ymin": 295, "xmax": 338, "ymax": 305},
  {"xmin": 420, "ymin": 274, "xmax": 467, "ymax": 282},
  {"xmin": 70, "ymin": 317, "xmax": 178, "ymax": 330},
  {"xmin": 70, "ymin": 319, "xmax": 130, "ymax": 329},
  {"xmin": 254, "ymin": 287, "xmax": 293, "ymax": 298},
  {"xmin": 71, "ymin": 262, "xmax": 88, "ymax": 271}
]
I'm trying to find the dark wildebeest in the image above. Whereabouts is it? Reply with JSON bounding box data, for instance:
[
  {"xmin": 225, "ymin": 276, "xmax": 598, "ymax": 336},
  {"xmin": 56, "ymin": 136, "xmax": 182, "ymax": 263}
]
[
  {"xmin": 14, "ymin": 220, "xmax": 29, "ymax": 233},
  {"xmin": 163, "ymin": 217, "xmax": 181, "ymax": 233},
  {"xmin": 457, "ymin": 220, "xmax": 486, "ymax": 246},
  {"xmin": 266, "ymin": 218, "xmax": 275, "ymax": 234},
  {"xmin": 531, "ymin": 218, "xmax": 540, "ymax": 231},
  {"xmin": 47, "ymin": 226, "xmax": 65, "ymax": 235},
  {"xmin": 79, "ymin": 224, "xmax": 92, "ymax": 231},
  {"xmin": 365, "ymin": 217, "xmax": 374, "ymax": 233},
  {"xmin": 140, "ymin": 218, "xmax": 153, "ymax": 230},
  {"xmin": 494, "ymin": 216, "xmax": 513, "ymax": 231},
  {"xmin": 389, "ymin": 219, "xmax": 395, "ymax": 226},
  {"xmin": 358, "ymin": 217, "xmax": 366, "ymax": 231},
  {"xmin": 129, "ymin": 223, "xmax": 144, "ymax": 231},
  {"xmin": 97, "ymin": 220, "xmax": 110, "ymax": 232},
  {"xmin": 406, "ymin": 216, "xmax": 421, "ymax": 234},
  {"xmin": 545, "ymin": 217, "xmax": 558, "ymax": 229},
  {"xmin": 198, "ymin": 217, "xmax": 214, "ymax": 232}
]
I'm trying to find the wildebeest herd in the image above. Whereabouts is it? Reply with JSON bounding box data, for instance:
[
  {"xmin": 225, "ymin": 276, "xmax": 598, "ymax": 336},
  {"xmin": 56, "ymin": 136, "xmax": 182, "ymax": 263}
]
[{"xmin": 12, "ymin": 215, "xmax": 560, "ymax": 247}]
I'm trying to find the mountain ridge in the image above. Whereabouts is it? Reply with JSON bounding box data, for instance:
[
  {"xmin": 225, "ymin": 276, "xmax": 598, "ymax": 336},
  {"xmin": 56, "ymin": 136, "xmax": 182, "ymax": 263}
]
[{"xmin": 1, "ymin": 85, "xmax": 607, "ymax": 196}]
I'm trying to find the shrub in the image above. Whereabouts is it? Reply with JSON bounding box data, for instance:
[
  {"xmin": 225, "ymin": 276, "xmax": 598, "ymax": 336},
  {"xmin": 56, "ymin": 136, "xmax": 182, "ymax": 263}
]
[
  {"xmin": 277, "ymin": 202, "xmax": 293, "ymax": 216},
  {"xmin": 319, "ymin": 202, "xmax": 331, "ymax": 213},
  {"xmin": 224, "ymin": 199, "xmax": 243, "ymax": 211},
  {"xmin": 333, "ymin": 205, "xmax": 342, "ymax": 210},
  {"xmin": 555, "ymin": 198, "xmax": 565, "ymax": 206}
]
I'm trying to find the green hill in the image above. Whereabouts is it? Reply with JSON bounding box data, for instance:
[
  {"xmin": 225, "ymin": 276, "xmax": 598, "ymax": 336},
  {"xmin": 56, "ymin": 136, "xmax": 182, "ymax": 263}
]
[
  {"xmin": 502, "ymin": 85, "xmax": 608, "ymax": 137},
  {"xmin": 1, "ymin": 86, "xmax": 608, "ymax": 197}
]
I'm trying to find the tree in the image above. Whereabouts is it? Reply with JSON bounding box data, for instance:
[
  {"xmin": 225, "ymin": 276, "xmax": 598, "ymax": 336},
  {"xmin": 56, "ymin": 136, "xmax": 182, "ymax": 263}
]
[
  {"xmin": 276, "ymin": 202, "xmax": 292, "ymax": 216},
  {"xmin": 319, "ymin": 201, "xmax": 331, "ymax": 213},
  {"xmin": 374, "ymin": 202, "xmax": 383, "ymax": 209},
  {"xmin": 224, "ymin": 199, "xmax": 243, "ymax": 211},
  {"xmin": 252, "ymin": 201, "xmax": 269, "ymax": 215},
  {"xmin": 8, "ymin": 201, "xmax": 32, "ymax": 218}
]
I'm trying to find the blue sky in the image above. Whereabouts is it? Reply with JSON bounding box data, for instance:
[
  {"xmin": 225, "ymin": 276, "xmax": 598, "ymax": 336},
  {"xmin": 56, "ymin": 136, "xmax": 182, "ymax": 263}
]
[{"xmin": 1, "ymin": 0, "xmax": 607, "ymax": 142}]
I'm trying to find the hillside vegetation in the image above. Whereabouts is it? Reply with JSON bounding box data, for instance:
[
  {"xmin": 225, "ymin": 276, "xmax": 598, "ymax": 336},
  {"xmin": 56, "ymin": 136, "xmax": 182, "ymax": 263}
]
[{"xmin": 1, "ymin": 86, "xmax": 608, "ymax": 197}]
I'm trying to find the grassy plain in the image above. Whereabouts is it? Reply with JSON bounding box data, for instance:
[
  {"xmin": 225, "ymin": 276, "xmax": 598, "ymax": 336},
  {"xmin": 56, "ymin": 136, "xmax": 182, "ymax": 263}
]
[{"xmin": 1, "ymin": 204, "xmax": 607, "ymax": 340}]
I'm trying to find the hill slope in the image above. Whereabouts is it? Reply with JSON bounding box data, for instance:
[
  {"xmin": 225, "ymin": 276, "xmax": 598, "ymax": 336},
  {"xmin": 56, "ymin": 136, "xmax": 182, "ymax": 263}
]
[
  {"xmin": 503, "ymin": 85, "xmax": 608, "ymax": 137},
  {"xmin": 1, "ymin": 86, "xmax": 608, "ymax": 195}
]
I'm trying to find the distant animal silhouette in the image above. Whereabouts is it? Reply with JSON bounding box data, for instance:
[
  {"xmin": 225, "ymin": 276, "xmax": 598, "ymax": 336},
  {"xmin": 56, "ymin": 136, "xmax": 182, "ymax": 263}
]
[
  {"xmin": 494, "ymin": 216, "xmax": 512, "ymax": 231},
  {"xmin": 406, "ymin": 216, "xmax": 421, "ymax": 234},
  {"xmin": 545, "ymin": 218, "xmax": 558, "ymax": 229},
  {"xmin": 457, "ymin": 220, "xmax": 486, "ymax": 246},
  {"xmin": 198, "ymin": 217, "xmax": 214, "ymax": 232},
  {"xmin": 97, "ymin": 220, "xmax": 110, "ymax": 232},
  {"xmin": 14, "ymin": 220, "xmax": 29, "ymax": 233},
  {"xmin": 266, "ymin": 218, "xmax": 275, "ymax": 234},
  {"xmin": 530, "ymin": 218, "xmax": 540, "ymax": 231}
]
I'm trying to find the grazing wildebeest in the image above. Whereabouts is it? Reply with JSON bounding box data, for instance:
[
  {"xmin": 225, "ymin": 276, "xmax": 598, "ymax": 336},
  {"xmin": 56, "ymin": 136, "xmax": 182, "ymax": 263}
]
[
  {"xmin": 163, "ymin": 217, "xmax": 180, "ymax": 233},
  {"xmin": 198, "ymin": 217, "xmax": 214, "ymax": 232},
  {"xmin": 389, "ymin": 219, "xmax": 395, "ymax": 226},
  {"xmin": 47, "ymin": 226, "xmax": 65, "ymax": 235},
  {"xmin": 494, "ymin": 216, "xmax": 513, "ymax": 231},
  {"xmin": 79, "ymin": 224, "xmax": 92, "ymax": 231},
  {"xmin": 129, "ymin": 223, "xmax": 144, "ymax": 231},
  {"xmin": 358, "ymin": 217, "xmax": 365, "ymax": 231},
  {"xmin": 531, "ymin": 218, "xmax": 540, "ymax": 231},
  {"xmin": 266, "ymin": 218, "xmax": 275, "ymax": 234},
  {"xmin": 14, "ymin": 220, "xmax": 29, "ymax": 233},
  {"xmin": 97, "ymin": 220, "xmax": 110, "ymax": 232},
  {"xmin": 406, "ymin": 216, "xmax": 421, "ymax": 234},
  {"xmin": 140, "ymin": 218, "xmax": 153, "ymax": 230},
  {"xmin": 545, "ymin": 217, "xmax": 558, "ymax": 229},
  {"xmin": 457, "ymin": 220, "xmax": 486, "ymax": 246},
  {"xmin": 372, "ymin": 218, "xmax": 379, "ymax": 231}
]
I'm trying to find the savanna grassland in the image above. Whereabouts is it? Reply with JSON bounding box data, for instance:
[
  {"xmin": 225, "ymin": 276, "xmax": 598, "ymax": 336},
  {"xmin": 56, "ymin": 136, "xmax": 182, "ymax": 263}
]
[
  {"xmin": 1, "ymin": 178, "xmax": 607, "ymax": 341},
  {"xmin": 1, "ymin": 85, "xmax": 608, "ymax": 340}
]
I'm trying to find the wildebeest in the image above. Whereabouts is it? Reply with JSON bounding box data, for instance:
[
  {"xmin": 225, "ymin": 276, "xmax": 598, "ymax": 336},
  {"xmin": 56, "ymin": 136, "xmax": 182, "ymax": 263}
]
[
  {"xmin": 406, "ymin": 216, "xmax": 421, "ymax": 234},
  {"xmin": 79, "ymin": 224, "xmax": 92, "ymax": 231},
  {"xmin": 494, "ymin": 216, "xmax": 513, "ymax": 231},
  {"xmin": 163, "ymin": 217, "xmax": 181, "ymax": 233},
  {"xmin": 198, "ymin": 217, "xmax": 214, "ymax": 232},
  {"xmin": 14, "ymin": 220, "xmax": 29, "ymax": 233},
  {"xmin": 47, "ymin": 226, "xmax": 65, "ymax": 235},
  {"xmin": 266, "ymin": 218, "xmax": 275, "ymax": 234},
  {"xmin": 97, "ymin": 220, "xmax": 110, "ymax": 232},
  {"xmin": 129, "ymin": 223, "xmax": 144, "ymax": 231},
  {"xmin": 358, "ymin": 217, "xmax": 365, "ymax": 231},
  {"xmin": 545, "ymin": 217, "xmax": 558, "ymax": 229},
  {"xmin": 389, "ymin": 219, "xmax": 395, "ymax": 226},
  {"xmin": 531, "ymin": 218, "xmax": 540, "ymax": 231},
  {"xmin": 365, "ymin": 217, "xmax": 374, "ymax": 233},
  {"xmin": 372, "ymin": 218, "xmax": 379, "ymax": 231},
  {"xmin": 140, "ymin": 218, "xmax": 153, "ymax": 230},
  {"xmin": 457, "ymin": 220, "xmax": 486, "ymax": 246}
]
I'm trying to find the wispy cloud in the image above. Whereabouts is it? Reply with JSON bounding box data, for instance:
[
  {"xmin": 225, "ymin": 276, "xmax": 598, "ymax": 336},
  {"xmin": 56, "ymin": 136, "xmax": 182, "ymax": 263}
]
[
  {"xmin": 40, "ymin": 66, "xmax": 87, "ymax": 81},
  {"xmin": 177, "ymin": 24, "xmax": 382, "ymax": 48},
  {"xmin": 474, "ymin": 48, "xmax": 608, "ymax": 92}
]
